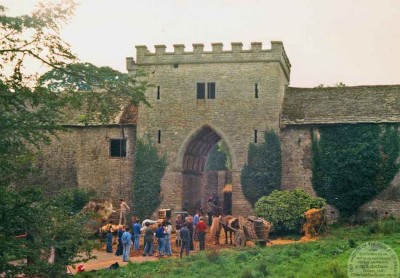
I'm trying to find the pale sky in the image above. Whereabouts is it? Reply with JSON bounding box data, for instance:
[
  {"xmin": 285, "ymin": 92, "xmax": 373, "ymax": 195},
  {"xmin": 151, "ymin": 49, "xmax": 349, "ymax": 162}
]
[{"xmin": 4, "ymin": 0, "xmax": 400, "ymax": 87}]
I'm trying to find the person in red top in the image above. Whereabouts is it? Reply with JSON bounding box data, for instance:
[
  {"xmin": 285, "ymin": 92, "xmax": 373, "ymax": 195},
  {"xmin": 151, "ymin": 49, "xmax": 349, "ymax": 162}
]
[{"xmin": 195, "ymin": 217, "xmax": 207, "ymax": 251}]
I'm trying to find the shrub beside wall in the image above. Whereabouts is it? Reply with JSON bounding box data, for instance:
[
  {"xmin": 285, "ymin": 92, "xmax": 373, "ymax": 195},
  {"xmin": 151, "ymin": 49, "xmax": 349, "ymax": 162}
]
[
  {"xmin": 255, "ymin": 189, "xmax": 326, "ymax": 235},
  {"xmin": 241, "ymin": 130, "xmax": 282, "ymax": 206},
  {"xmin": 133, "ymin": 138, "xmax": 167, "ymax": 218}
]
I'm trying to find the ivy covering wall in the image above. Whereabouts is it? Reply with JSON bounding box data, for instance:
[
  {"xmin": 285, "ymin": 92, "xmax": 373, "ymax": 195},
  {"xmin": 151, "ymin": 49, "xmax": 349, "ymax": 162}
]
[
  {"xmin": 133, "ymin": 138, "xmax": 167, "ymax": 218},
  {"xmin": 241, "ymin": 130, "xmax": 282, "ymax": 206},
  {"xmin": 312, "ymin": 124, "xmax": 399, "ymax": 219}
]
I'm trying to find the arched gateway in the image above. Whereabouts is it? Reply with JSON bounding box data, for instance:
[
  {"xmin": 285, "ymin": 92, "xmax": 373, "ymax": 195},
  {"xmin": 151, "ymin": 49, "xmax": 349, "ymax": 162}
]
[
  {"xmin": 177, "ymin": 124, "xmax": 237, "ymax": 214},
  {"xmin": 128, "ymin": 42, "xmax": 290, "ymax": 216}
]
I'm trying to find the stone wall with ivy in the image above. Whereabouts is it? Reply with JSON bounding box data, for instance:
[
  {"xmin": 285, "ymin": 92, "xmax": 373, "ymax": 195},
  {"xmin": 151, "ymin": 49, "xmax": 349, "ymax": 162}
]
[
  {"xmin": 132, "ymin": 138, "xmax": 167, "ymax": 219},
  {"xmin": 281, "ymin": 124, "xmax": 400, "ymax": 221}
]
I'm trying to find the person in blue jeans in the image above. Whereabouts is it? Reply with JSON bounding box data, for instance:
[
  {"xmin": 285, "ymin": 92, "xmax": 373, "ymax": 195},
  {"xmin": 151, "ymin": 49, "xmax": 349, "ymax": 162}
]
[
  {"xmin": 106, "ymin": 227, "xmax": 113, "ymax": 253},
  {"xmin": 155, "ymin": 224, "xmax": 165, "ymax": 257},
  {"xmin": 179, "ymin": 223, "xmax": 190, "ymax": 258},
  {"xmin": 121, "ymin": 227, "xmax": 132, "ymax": 262},
  {"xmin": 132, "ymin": 220, "xmax": 141, "ymax": 250},
  {"xmin": 142, "ymin": 222, "xmax": 154, "ymax": 256},
  {"xmin": 163, "ymin": 220, "xmax": 173, "ymax": 256}
]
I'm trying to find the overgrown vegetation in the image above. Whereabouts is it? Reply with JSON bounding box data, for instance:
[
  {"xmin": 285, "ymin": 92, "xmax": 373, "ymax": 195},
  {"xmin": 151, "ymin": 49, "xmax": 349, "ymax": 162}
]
[
  {"xmin": 0, "ymin": 1, "xmax": 148, "ymax": 276},
  {"xmin": 206, "ymin": 141, "xmax": 231, "ymax": 171},
  {"xmin": 133, "ymin": 138, "xmax": 167, "ymax": 218},
  {"xmin": 78, "ymin": 218, "xmax": 400, "ymax": 278},
  {"xmin": 312, "ymin": 124, "xmax": 400, "ymax": 219},
  {"xmin": 254, "ymin": 189, "xmax": 326, "ymax": 235},
  {"xmin": 241, "ymin": 130, "xmax": 282, "ymax": 206},
  {"xmin": 0, "ymin": 187, "xmax": 98, "ymax": 277}
]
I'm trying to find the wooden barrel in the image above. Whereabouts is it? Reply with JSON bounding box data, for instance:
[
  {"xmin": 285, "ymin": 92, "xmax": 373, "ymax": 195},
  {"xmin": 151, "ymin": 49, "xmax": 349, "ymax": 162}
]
[{"xmin": 253, "ymin": 219, "xmax": 265, "ymax": 239}]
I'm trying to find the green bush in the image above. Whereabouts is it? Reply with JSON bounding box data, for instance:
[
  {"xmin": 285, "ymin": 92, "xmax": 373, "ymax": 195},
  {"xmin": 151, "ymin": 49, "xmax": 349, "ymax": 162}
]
[
  {"xmin": 133, "ymin": 138, "xmax": 167, "ymax": 218},
  {"xmin": 241, "ymin": 130, "xmax": 282, "ymax": 206},
  {"xmin": 254, "ymin": 189, "xmax": 326, "ymax": 235}
]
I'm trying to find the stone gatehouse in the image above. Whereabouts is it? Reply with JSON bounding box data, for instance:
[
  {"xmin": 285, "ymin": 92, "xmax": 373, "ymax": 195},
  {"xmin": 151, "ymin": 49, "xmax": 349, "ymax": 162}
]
[{"xmin": 37, "ymin": 41, "xmax": 400, "ymax": 219}]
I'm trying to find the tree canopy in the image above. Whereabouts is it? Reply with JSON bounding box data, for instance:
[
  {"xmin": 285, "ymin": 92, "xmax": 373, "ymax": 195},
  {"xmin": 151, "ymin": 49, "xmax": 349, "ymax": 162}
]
[{"xmin": 0, "ymin": 1, "xmax": 149, "ymax": 276}]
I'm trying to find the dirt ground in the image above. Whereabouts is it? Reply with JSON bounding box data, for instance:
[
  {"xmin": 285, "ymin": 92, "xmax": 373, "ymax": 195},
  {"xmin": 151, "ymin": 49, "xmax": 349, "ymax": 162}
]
[{"xmin": 69, "ymin": 229, "xmax": 315, "ymax": 274}]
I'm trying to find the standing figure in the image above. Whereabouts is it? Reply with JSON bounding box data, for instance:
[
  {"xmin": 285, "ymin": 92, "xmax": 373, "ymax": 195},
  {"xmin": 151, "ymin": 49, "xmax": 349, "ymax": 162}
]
[
  {"xmin": 195, "ymin": 217, "xmax": 207, "ymax": 251},
  {"xmin": 193, "ymin": 210, "xmax": 200, "ymax": 227},
  {"xmin": 106, "ymin": 227, "xmax": 113, "ymax": 253},
  {"xmin": 142, "ymin": 222, "xmax": 154, "ymax": 256},
  {"xmin": 119, "ymin": 199, "xmax": 130, "ymax": 226},
  {"xmin": 163, "ymin": 220, "xmax": 173, "ymax": 256},
  {"xmin": 121, "ymin": 227, "xmax": 131, "ymax": 262},
  {"xmin": 175, "ymin": 214, "xmax": 183, "ymax": 247},
  {"xmin": 155, "ymin": 224, "xmax": 165, "ymax": 257},
  {"xmin": 186, "ymin": 216, "xmax": 195, "ymax": 250},
  {"xmin": 132, "ymin": 220, "xmax": 141, "ymax": 251},
  {"xmin": 115, "ymin": 225, "xmax": 124, "ymax": 256},
  {"xmin": 179, "ymin": 223, "xmax": 190, "ymax": 258}
]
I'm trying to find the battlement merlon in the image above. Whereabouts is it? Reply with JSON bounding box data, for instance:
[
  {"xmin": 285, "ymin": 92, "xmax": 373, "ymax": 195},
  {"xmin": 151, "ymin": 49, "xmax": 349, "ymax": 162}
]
[{"xmin": 128, "ymin": 41, "xmax": 291, "ymax": 81}]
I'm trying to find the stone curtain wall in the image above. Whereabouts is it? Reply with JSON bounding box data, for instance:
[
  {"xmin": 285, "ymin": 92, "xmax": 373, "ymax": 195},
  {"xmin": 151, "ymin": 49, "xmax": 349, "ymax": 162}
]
[
  {"xmin": 34, "ymin": 125, "xmax": 136, "ymax": 206},
  {"xmin": 282, "ymin": 85, "xmax": 400, "ymax": 125},
  {"xmin": 280, "ymin": 126, "xmax": 315, "ymax": 196}
]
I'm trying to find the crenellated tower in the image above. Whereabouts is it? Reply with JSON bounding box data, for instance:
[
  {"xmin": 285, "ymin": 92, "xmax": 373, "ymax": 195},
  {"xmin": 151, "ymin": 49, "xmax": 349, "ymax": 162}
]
[{"xmin": 127, "ymin": 42, "xmax": 291, "ymax": 216}]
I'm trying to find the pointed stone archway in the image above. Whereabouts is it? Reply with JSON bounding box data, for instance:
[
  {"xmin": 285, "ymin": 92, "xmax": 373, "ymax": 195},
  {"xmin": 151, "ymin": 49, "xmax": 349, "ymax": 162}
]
[{"xmin": 176, "ymin": 125, "xmax": 237, "ymax": 214}]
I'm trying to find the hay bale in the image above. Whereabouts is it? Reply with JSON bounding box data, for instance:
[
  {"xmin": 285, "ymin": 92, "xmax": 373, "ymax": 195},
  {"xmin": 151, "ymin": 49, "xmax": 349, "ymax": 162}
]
[{"xmin": 303, "ymin": 208, "xmax": 326, "ymax": 238}]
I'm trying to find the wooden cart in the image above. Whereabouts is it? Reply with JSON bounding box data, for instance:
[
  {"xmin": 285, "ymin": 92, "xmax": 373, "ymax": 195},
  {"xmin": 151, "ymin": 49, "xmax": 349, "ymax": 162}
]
[{"xmin": 233, "ymin": 216, "xmax": 272, "ymax": 247}]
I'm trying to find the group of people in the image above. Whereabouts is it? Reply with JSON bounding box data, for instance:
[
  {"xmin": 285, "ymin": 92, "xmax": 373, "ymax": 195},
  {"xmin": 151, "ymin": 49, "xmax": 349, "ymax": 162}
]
[
  {"xmin": 105, "ymin": 198, "xmax": 224, "ymax": 262},
  {"xmin": 106, "ymin": 225, "xmax": 133, "ymax": 262}
]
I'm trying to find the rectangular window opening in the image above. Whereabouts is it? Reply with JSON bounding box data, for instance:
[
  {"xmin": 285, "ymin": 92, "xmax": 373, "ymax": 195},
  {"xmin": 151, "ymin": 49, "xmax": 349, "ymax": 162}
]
[
  {"xmin": 158, "ymin": 130, "xmax": 161, "ymax": 144},
  {"xmin": 110, "ymin": 139, "xmax": 127, "ymax": 157},
  {"xmin": 157, "ymin": 86, "xmax": 160, "ymax": 100},
  {"xmin": 254, "ymin": 130, "xmax": 258, "ymax": 143},
  {"xmin": 207, "ymin": 82, "xmax": 216, "ymax": 99},
  {"xmin": 197, "ymin": 83, "xmax": 205, "ymax": 99},
  {"xmin": 255, "ymin": 83, "xmax": 259, "ymax": 98}
]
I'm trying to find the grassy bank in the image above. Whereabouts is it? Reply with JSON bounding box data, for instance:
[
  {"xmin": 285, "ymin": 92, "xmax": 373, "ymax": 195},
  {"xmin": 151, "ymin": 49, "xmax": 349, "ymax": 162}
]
[{"xmin": 78, "ymin": 219, "xmax": 400, "ymax": 278}]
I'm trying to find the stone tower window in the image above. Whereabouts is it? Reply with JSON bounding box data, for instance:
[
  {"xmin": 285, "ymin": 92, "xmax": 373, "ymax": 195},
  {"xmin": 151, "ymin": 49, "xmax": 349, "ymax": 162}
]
[
  {"xmin": 158, "ymin": 130, "xmax": 161, "ymax": 143},
  {"xmin": 207, "ymin": 82, "xmax": 216, "ymax": 99},
  {"xmin": 197, "ymin": 83, "xmax": 205, "ymax": 99},
  {"xmin": 254, "ymin": 130, "xmax": 258, "ymax": 143},
  {"xmin": 197, "ymin": 82, "xmax": 216, "ymax": 99},
  {"xmin": 157, "ymin": 86, "xmax": 160, "ymax": 100},
  {"xmin": 255, "ymin": 83, "xmax": 259, "ymax": 98},
  {"xmin": 110, "ymin": 139, "xmax": 127, "ymax": 157}
]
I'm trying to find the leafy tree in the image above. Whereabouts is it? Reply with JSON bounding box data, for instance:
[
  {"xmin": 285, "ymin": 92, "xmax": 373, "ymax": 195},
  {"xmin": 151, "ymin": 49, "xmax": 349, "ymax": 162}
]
[
  {"xmin": 206, "ymin": 141, "xmax": 231, "ymax": 171},
  {"xmin": 0, "ymin": 1, "xmax": 148, "ymax": 276},
  {"xmin": 241, "ymin": 130, "xmax": 282, "ymax": 206},
  {"xmin": 312, "ymin": 124, "xmax": 400, "ymax": 219},
  {"xmin": 255, "ymin": 189, "xmax": 326, "ymax": 235},
  {"xmin": 133, "ymin": 138, "xmax": 167, "ymax": 218}
]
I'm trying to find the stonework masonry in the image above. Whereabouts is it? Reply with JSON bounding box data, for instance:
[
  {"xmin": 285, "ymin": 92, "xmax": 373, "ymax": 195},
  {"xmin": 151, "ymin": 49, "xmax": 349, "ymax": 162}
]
[
  {"xmin": 129, "ymin": 42, "xmax": 290, "ymax": 216},
  {"xmin": 34, "ymin": 126, "xmax": 136, "ymax": 207},
  {"xmin": 32, "ymin": 41, "xmax": 400, "ymax": 220}
]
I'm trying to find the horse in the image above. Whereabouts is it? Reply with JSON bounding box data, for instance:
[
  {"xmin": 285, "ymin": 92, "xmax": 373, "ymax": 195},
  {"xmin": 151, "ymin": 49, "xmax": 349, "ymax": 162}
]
[{"xmin": 220, "ymin": 215, "xmax": 240, "ymax": 245}]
